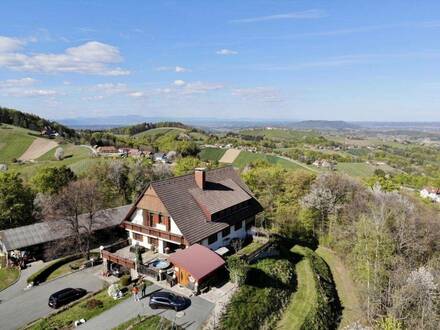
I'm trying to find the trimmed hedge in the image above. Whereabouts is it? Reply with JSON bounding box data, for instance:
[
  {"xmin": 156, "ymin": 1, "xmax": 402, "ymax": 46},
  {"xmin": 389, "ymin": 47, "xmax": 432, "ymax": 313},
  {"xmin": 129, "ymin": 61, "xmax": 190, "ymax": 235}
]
[
  {"xmin": 300, "ymin": 247, "xmax": 341, "ymax": 330},
  {"xmin": 27, "ymin": 255, "xmax": 80, "ymax": 284}
]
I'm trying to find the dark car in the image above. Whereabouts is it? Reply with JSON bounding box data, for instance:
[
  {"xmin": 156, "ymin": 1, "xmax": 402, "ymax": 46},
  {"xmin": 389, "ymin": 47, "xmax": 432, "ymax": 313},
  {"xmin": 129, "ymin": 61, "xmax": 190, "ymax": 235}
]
[
  {"xmin": 149, "ymin": 291, "xmax": 190, "ymax": 311},
  {"xmin": 109, "ymin": 263, "xmax": 129, "ymax": 278},
  {"xmin": 48, "ymin": 288, "xmax": 87, "ymax": 308}
]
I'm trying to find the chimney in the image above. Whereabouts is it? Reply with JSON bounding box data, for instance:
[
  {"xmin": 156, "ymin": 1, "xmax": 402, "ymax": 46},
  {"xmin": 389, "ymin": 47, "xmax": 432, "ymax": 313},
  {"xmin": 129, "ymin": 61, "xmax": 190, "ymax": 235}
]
[{"xmin": 195, "ymin": 167, "xmax": 206, "ymax": 189}]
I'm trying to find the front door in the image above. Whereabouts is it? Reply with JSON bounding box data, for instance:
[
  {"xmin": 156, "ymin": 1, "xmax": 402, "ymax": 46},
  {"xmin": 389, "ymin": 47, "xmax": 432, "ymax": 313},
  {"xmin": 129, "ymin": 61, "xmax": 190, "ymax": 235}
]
[{"xmin": 179, "ymin": 268, "xmax": 189, "ymax": 286}]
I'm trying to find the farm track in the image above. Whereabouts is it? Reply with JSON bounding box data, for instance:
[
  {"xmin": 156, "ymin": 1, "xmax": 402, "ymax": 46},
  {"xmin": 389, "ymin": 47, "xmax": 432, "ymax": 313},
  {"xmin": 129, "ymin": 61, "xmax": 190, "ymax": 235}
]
[{"xmin": 219, "ymin": 148, "xmax": 241, "ymax": 163}]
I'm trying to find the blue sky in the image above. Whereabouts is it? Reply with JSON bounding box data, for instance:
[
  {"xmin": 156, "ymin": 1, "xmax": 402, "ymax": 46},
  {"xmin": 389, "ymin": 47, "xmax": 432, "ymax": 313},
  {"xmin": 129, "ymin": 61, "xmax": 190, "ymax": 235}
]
[{"xmin": 1, "ymin": 0, "xmax": 440, "ymax": 121}]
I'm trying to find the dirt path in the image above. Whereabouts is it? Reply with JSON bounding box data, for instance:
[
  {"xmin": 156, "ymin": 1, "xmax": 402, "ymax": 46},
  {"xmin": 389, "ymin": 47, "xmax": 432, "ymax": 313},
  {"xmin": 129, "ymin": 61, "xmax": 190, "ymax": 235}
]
[
  {"xmin": 18, "ymin": 138, "xmax": 58, "ymax": 161},
  {"xmin": 219, "ymin": 148, "xmax": 241, "ymax": 163},
  {"xmin": 317, "ymin": 246, "xmax": 364, "ymax": 328}
]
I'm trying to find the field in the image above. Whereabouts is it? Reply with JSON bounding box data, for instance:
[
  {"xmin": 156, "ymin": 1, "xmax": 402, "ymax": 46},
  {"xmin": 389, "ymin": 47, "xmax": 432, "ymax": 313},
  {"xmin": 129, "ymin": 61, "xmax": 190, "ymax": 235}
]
[
  {"xmin": 0, "ymin": 125, "xmax": 36, "ymax": 163},
  {"xmin": 232, "ymin": 151, "xmax": 308, "ymax": 171},
  {"xmin": 219, "ymin": 148, "xmax": 241, "ymax": 163},
  {"xmin": 199, "ymin": 147, "xmax": 226, "ymax": 161},
  {"xmin": 9, "ymin": 144, "xmax": 94, "ymax": 180},
  {"xmin": 240, "ymin": 128, "xmax": 320, "ymax": 141},
  {"xmin": 336, "ymin": 162, "xmax": 375, "ymax": 177},
  {"xmin": 134, "ymin": 127, "xmax": 187, "ymax": 138},
  {"xmin": 18, "ymin": 138, "xmax": 58, "ymax": 161}
]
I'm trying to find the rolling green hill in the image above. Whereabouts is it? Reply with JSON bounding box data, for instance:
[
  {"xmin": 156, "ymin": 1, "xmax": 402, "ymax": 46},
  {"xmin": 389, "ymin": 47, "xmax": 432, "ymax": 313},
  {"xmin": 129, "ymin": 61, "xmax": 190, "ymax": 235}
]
[
  {"xmin": 0, "ymin": 124, "xmax": 37, "ymax": 162},
  {"xmin": 134, "ymin": 127, "xmax": 187, "ymax": 138}
]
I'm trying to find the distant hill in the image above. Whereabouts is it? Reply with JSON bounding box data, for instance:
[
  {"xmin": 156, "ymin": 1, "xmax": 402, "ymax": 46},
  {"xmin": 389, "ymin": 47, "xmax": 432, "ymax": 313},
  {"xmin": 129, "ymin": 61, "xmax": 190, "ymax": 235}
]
[
  {"xmin": 289, "ymin": 120, "xmax": 360, "ymax": 130},
  {"xmin": 0, "ymin": 107, "xmax": 77, "ymax": 139}
]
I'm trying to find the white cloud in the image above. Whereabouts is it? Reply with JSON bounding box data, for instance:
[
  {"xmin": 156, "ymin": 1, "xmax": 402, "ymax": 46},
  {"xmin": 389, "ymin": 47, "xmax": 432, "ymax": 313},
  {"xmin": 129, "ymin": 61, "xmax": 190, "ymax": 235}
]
[
  {"xmin": 216, "ymin": 49, "xmax": 238, "ymax": 56},
  {"xmin": 173, "ymin": 80, "xmax": 186, "ymax": 86},
  {"xmin": 230, "ymin": 9, "xmax": 325, "ymax": 23},
  {"xmin": 181, "ymin": 81, "xmax": 224, "ymax": 94},
  {"xmin": 0, "ymin": 36, "xmax": 25, "ymax": 53},
  {"xmin": 128, "ymin": 91, "xmax": 145, "ymax": 98},
  {"xmin": 0, "ymin": 38, "xmax": 130, "ymax": 76},
  {"xmin": 0, "ymin": 77, "xmax": 36, "ymax": 88},
  {"xmin": 90, "ymin": 83, "xmax": 128, "ymax": 95},
  {"xmin": 156, "ymin": 65, "xmax": 191, "ymax": 73},
  {"xmin": 232, "ymin": 87, "xmax": 282, "ymax": 102}
]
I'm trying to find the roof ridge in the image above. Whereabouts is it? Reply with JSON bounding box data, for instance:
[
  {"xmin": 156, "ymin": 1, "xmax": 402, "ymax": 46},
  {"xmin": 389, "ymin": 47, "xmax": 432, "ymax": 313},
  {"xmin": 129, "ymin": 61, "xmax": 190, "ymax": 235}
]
[{"xmin": 151, "ymin": 165, "xmax": 234, "ymax": 186}]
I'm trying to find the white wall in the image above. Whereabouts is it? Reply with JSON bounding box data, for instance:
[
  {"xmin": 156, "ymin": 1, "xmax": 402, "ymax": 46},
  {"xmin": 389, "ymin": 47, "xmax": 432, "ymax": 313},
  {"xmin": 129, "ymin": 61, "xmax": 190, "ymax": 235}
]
[
  {"xmin": 201, "ymin": 219, "xmax": 248, "ymax": 251},
  {"xmin": 131, "ymin": 209, "xmax": 143, "ymax": 225},
  {"xmin": 170, "ymin": 217, "xmax": 182, "ymax": 235}
]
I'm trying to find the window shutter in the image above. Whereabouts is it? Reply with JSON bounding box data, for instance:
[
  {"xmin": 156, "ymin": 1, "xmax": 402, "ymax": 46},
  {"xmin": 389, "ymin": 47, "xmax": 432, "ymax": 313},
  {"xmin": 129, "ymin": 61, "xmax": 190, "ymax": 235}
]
[{"xmin": 166, "ymin": 216, "xmax": 171, "ymax": 231}]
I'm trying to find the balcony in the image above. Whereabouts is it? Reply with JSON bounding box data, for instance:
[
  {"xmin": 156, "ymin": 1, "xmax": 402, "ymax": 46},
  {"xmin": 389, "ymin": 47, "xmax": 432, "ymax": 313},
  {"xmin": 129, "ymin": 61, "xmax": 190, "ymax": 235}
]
[{"xmin": 121, "ymin": 221, "xmax": 186, "ymax": 245}]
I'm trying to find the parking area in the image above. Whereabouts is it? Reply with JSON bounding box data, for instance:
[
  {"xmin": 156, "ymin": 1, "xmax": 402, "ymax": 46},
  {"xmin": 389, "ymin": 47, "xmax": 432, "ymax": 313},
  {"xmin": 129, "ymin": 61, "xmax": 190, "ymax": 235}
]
[
  {"xmin": 0, "ymin": 265, "xmax": 105, "ymax": 330},
  {"xmin": 79, "ymin": 284, "xmax": 214, "ymax": 330}
]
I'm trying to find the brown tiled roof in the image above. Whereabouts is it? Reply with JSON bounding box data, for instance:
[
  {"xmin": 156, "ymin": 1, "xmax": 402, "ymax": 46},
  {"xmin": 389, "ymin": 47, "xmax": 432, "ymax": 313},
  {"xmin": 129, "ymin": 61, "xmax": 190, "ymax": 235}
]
[{"xmin": 125, "ymin": 166, "xmax": 263, "ymax": 244}]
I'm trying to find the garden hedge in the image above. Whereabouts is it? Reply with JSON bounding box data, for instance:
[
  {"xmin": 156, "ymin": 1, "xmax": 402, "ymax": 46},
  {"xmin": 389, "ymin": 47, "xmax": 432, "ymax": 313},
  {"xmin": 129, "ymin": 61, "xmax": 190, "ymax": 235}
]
[{"xmin": 27, "ymin": 255, "xmax": 80, "ymax": 284}]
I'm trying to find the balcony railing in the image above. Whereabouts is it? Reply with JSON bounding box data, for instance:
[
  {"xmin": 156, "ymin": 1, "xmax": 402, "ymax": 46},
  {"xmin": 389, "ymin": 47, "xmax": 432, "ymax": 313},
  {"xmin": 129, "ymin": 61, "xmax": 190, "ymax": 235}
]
[{"xmin": 122, "ymin": 221, "xmax": 186, "ymax": 245}]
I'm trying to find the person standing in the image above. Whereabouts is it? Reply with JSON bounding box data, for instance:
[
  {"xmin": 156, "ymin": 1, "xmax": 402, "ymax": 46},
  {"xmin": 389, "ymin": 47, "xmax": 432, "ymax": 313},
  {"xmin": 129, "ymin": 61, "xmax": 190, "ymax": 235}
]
[
  {"xmin": 132, "ymin": 285, "xmax": 140, "ymax": 301},
  {"xmin": 141, "ymin": 280, "xmax": 147, "ymax": 298}
]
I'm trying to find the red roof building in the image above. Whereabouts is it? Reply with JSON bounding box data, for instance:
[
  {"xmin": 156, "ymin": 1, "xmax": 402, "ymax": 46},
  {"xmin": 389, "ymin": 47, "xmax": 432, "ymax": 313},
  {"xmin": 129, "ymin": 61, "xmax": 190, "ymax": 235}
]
[{"xmin": 168, "ymin": 244, "xmax": 225, "ymax": 288}]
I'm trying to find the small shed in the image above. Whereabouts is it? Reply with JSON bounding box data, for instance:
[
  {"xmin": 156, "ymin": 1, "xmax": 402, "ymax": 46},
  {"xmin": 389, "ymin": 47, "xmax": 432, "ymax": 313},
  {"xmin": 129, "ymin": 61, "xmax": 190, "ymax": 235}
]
[{"xmin": 168, "ymin": 244, "xmax": 225, "ymax": 292}]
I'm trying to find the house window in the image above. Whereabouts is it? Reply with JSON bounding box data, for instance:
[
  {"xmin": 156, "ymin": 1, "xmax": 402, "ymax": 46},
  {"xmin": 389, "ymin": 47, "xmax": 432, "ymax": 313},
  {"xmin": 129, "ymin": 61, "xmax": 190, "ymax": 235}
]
[
  {"xmin": 208, "ymin": 233, "xmax": 218, "ymax": 244},
  {"xmin": 222, "ymin": 227, "xmax": 230, "ymax": 237},
  {"xmin": 158, "ymin": 214, "xmax": 163, "ymax": 224},
  {"xmin": 133, "ymin": 232, "xmax": 143, "ymax": 241},
  {"xmin": 234, "ymin": 221, "xmax": 243, "ymax": 231}
]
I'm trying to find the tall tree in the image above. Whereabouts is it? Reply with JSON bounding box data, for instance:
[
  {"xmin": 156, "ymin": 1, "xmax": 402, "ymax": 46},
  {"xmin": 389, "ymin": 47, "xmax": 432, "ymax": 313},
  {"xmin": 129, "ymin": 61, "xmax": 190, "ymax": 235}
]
[
  {"xmin": 0, "ymin": 172, "xmax": 36, "ymax": 230},
  {"xmin": 31, "ymin": 165, "xmax": 76, "ymax": 195}
]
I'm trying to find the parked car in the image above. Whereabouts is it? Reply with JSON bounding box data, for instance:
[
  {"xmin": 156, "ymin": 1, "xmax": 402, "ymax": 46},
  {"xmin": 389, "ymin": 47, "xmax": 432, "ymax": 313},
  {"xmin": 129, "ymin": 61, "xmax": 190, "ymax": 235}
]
[
  {"xmin": 48, "ymin": 288, "xmax": 87, "ymax": 308},
  {"xmin": 149, "ymin": 291, "xmax": 190, "ymax": 311}
]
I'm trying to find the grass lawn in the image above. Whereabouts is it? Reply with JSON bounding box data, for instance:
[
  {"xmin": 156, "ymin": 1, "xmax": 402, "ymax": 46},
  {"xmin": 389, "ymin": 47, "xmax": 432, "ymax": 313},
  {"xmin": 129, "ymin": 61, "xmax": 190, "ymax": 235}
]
[
  {"xmin": 0, "ymin": 267, "xmax": 20, "ymax": 291},
  {"xmin": 46, "ymin": 258, "xmax": 86, "ymax": 282},
  {"xmin": 113, "ymin": 315, "xmax": 177, "ymax": 330},
  {"xmin": 278, "ymin": 246, "xmax": 316, "ymax": 330},
  {"xmin": 0, "ymin": 125, "xmax": 36, "ymax": 162},
  {"xmin": 317, "ymin": 246, "xmax": 364, "ymax": 328},
  {"xmin": 27, "ymin": 288, "xmax": 128, "ymax": 330},
  {"xmin": 199, "ymin": 147, "xmax": 226, "ymax": 162},
  {"xmin": 134, "ymin": 127, "xmax": 186, "ymax": 138},
  {"xmin": 219, "ymin": 257, "xmax": 296, "ymax": 330},
  {"xmin": 236, "ymin": 241, "xmax": 264, "ymax": 257}
]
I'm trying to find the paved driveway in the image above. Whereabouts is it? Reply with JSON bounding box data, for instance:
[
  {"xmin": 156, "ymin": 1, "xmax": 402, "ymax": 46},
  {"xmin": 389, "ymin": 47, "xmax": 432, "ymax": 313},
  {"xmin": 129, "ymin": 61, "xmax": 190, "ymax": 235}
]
[
  {"xmin": 80, "ymin": 285, "xmax": 214, "ymax": 330},
  {"xmin": 0, "ymin": 266, "xmax": 105, "ymax": 330}
]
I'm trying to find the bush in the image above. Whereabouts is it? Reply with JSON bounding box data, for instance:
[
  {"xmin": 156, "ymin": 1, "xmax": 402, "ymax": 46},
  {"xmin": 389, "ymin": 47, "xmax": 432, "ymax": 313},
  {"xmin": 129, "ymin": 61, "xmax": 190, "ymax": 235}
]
[
  {"xmin": 119, "ymin": 275, "xmax": 131, "ymax": 287},
  {"xmin": 84, "ymin": 298, "xmax": 104, "ymax": 309},
  {"xmin": 27, "ymin": 255, "xmax": 79, "ymax": 284},
  {"xmin": 227, "ymin": 256, "xmax": 249, "ymax": 285}
]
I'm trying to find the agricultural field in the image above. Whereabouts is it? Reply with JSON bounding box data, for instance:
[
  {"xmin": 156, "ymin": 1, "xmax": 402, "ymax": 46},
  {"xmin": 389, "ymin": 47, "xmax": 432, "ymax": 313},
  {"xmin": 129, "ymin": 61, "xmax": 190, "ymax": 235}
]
[
  {"xmin": 233, "ymin": 151, "xmax": 309, "ymax": 171},
  {"xmin": 134, "ymin": 127, "xmax": 187, "ymax": 138},
  {"xmin": 336, "ymin": 162, "xmax": 376, "ymax": 177},
  {"xmin": 199, "ymin": 147, "xmax": 226, "ymax": 161},
  {"xmin": 240, "ymin": 128, "xmax": 321, "ymax": 141}
]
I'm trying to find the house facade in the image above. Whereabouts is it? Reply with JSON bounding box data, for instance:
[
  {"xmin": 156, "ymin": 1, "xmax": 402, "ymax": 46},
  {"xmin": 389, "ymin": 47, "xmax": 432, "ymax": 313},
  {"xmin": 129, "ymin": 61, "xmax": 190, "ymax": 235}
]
[
  {"xmin": 121, "ymin": 166, "xmax": 263, "ymax": 254},
  {"xmin": 420, "ymin": 187, "xmax": 440, "ymax": 203}
]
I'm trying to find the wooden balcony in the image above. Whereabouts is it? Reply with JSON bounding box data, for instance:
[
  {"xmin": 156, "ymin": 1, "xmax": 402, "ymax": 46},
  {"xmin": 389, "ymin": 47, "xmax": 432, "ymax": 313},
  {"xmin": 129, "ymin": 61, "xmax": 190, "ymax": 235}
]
[
  {"xmin": 121, "ymin": 221, "xmax": 186, "ymax": 245},
  {"xmin": 102, "ymin": 250, "xmax": 135, "ymax": 269}
]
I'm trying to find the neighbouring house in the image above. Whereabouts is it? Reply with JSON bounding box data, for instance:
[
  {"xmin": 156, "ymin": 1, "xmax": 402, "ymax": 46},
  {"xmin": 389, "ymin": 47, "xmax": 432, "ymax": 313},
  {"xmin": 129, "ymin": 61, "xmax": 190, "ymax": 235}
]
[
  {"xmin": 121, "ymin": 166, "xmax": 263, "ymax": 255},
  {"xmin": 420, "ymin": 187, "xmax": 440, "ymax": 203},
  {"xmin": 313, "ymin": 159, "xmax": 336, "ymax": 169},
  {"xmin": 0, "ymin": 205, "xmax": 130, "ymax": 263},
  {"xmin": 41, "ymin": 127, "xmax": 59, "ymax": 138},
  {"xmin": 97, "ymin": 146, "xmax": 119, "ymax": 154},
  {"xmin": 168, "ymin": 244, "xmax": 225, "ymax": 292}
]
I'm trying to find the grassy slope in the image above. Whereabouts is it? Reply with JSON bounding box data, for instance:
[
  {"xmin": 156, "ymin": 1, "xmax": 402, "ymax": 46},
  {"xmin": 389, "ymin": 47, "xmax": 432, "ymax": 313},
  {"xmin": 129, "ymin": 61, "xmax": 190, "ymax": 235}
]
[
  {"xmin": 240, "ymin": 128, "xmax": 319, "ymax": 141},
  {"xmin": 134, "ymin": 127, "xmax": 187, "ymax": 138},
  {"xmin": 233, "ymin": 151, "xmax": 307, "ymax": 171},
  {"xmin": 317, "ymin": 247, "xmax": 363, "ymax": 328},
  {"xmin": 199, "ymin": 147, "xmax": 226, "ymax": 161},
  {"xmin": 0, "ymin": 125, "xmax": 36, "ymax": 162},
  {"xmin": 336, "ymin": 162, "xmax": 375, "ymax": 177},
  {"xmin": 278, "ymin": 246, "xmax": 316, "ymax": 330},
  {"xmin": 0, "ymin": 267, "xmax": 20, "ymax": 291},
  {"xmin": 9, "ymin": 144, "xmax": 93, "ymax": 180}
]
